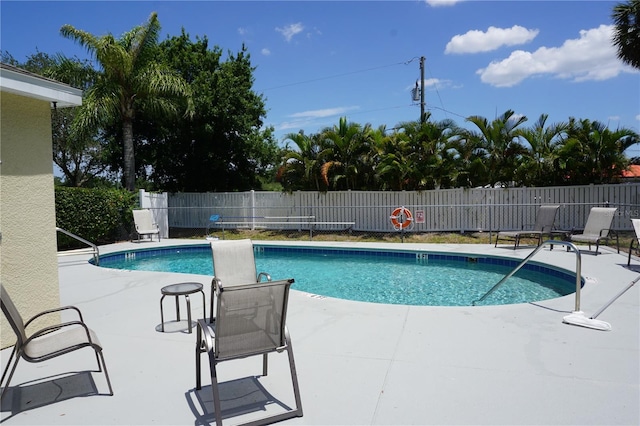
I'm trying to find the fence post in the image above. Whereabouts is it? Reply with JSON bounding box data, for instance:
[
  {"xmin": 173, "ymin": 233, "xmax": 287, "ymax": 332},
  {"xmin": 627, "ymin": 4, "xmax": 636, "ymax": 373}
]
[{"xmin": 251, "ymin": 190, "xmax": 256, "ymax": 231}]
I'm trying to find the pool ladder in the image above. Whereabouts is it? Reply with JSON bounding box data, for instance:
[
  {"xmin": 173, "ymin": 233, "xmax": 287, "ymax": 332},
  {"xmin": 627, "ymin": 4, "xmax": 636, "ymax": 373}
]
[{"xmin": 473, "ymin": 240, "xmax": 582, "ymax": 310}]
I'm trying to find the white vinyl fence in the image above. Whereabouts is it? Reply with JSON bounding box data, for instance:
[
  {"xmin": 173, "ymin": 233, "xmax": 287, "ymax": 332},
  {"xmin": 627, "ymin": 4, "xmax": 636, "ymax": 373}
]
[{"xmin": 146, "ymin": 184, "xmax": 640, "ymax": 235}]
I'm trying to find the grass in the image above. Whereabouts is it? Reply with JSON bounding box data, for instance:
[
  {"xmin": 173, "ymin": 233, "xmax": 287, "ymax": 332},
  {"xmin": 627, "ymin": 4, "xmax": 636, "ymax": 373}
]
[{"xmin": 170, "ymin": 227, "xmax": 637, "ymax": 253}]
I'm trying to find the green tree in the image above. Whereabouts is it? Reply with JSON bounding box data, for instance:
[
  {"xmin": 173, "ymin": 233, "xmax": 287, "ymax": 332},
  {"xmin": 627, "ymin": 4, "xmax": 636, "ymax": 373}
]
[
  {"xmin": 60, "ymin": 12, "xmax": 192, "ymax": 191},
  {"xmin": 612, "ymin": 0, "xmax": 640, "ymax": 69},
  {"xmin": 514, "ymin": 114, "xmax": 568, "ymax": 186},
  {"xmin": 375, "ymin": 129, "xmax": 415, "ymax": 190},
  {"xmin": 559, "ymin": 118, "xmax": 638, "ymax": 184},
  {"xmin": 466, "ymin": 110, "xmax": 528, "ymax": 187},
  {"xmin": 319, "ymin": 117, "xmax": 370, "ymax": 190},
  {"xmin": 396, "ymin": 116, "xmax": 460, "ymax": 190},
  {"xmin": 279, "ymin": 131, "xmax": 326, "ymax": 191},
  {"xmin": 143, "ymin": 30, "xmax": 276, "ymax": 191}
]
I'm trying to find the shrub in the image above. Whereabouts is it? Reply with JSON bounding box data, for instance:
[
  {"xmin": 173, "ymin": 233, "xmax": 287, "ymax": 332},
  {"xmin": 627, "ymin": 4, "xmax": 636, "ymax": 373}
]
[{"xmin": 55, "ymin": 187, "xmax": 136, "ymax": 249}]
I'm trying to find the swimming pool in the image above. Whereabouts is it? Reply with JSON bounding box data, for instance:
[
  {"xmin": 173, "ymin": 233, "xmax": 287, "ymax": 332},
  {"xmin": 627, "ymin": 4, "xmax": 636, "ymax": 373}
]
[{"xmin": 96, "ymin": 244, "xmax": 578, "ymax": 306}]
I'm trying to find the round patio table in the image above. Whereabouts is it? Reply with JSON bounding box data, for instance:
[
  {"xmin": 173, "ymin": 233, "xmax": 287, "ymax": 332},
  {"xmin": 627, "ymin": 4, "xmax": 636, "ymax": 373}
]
[{"xmin": 160, "ymin": 282, "xmax": 205, "ymax": 334}]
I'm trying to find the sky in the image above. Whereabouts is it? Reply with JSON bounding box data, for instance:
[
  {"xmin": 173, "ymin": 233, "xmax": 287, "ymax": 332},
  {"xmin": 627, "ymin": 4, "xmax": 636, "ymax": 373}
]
[{"xmin": 1, "ymin": 0, "xmax": 639, "ymax": 152}]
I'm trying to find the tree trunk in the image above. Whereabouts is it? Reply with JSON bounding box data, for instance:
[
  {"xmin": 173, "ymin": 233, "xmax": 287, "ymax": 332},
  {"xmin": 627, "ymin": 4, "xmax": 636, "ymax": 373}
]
[{"xmin": 122, "ymin": 117, "xmax": 135, "ymax": 191}]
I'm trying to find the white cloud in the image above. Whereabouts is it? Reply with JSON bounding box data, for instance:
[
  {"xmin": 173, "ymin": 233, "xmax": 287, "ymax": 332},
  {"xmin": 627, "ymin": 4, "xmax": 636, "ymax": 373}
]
[
  {"xmin": 636, "ymin": 114, "xmax": 640, "ymax": 121},
  {"xmin": 237, "ymin": 27, "xmax": 248, "ymax": 36},
  {"xmin": 445, "ymin": 25, "xmax": 539, "ymax": 54},
  {"xmin": 289, "ymin": 106, "xmax": 359, "ymax": 119},
  {"xmin": 477, "ymin": 25, "xmax": 637, "ymax": 87},
  {"xmin": 406, "ymin": 78, "xmax": 459, "ymax": 92},
  {"xmin": 261, "ymin": 48, "xmax": 271, "ymax": 56},
  {"xmin": 276, "ymin": 22, "xmax": 304, "ymax": 42},
  {"xmin": 277, "ymin": 106, "xmax": 360, "ymax": 131},
  {"xmin": 425, "ymin": 0, "xmax": 461, "ymax": 7}
]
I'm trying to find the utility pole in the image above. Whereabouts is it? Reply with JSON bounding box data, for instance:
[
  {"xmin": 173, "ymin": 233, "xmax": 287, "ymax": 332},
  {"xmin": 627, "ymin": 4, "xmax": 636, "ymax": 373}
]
[{"xmin": 420, "ymin": 56, "xmax": 425, "ymax": 123}]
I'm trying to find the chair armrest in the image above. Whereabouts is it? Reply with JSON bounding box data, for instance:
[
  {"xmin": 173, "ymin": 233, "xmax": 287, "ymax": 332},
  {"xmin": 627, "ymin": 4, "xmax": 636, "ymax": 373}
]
[
  {"xmin": 599, "ymin": 228, "xmax": 612, "ymax": 237},
  {"xmin": 25, "ymin": 305, "xmax": 84, "ymax": 328},
  {"xmin": 211, "ymin": 277, "xmax": 222, "ymax": 292},
  {"xmin": 24, "ymin": 320, "xmax": 95, "ymax": 346},
  {"xmin": 197, "ymin": 319, "xmax": 215, "ymax": 352}
]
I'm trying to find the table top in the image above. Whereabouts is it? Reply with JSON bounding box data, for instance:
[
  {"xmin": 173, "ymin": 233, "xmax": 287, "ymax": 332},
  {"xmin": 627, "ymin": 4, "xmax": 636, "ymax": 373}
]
[{"xmin": 161, "ymin": 282, "xmax": 203, "ymax": 295}]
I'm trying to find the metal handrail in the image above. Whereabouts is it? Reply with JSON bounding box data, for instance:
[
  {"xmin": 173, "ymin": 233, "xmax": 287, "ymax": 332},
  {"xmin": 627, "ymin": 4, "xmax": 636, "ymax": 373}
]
[
  {"xmin": 56, "ymin": 227, "xmax": 100, "ymax": 265},
  {"xmin": 473, "ymin": 241, "xmax": 582, "ymax": 309}
]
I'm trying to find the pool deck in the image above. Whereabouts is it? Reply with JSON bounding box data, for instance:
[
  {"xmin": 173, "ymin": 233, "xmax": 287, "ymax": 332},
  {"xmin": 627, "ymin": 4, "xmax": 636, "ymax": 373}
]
[{"xmin": 1, "ymin": 239, "xmax": 638, "ymax": 425}]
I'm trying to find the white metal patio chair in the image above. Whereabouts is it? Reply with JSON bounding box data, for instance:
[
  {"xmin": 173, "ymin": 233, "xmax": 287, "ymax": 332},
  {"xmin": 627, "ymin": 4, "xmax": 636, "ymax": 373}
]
[
  {"xmin": 0, "ymin": 285, "xmax": 114, "ymax": 400},
  {"xmin": 132, "ymin": 209, "xmax": 160, "ymax": 242},
  {"xmin": 208, "ymin": 239, "xmax": 271, "ymax": 322},
  {"xmin": 196, "ymin": 276, "xmax": 302, "ymax": 425},
  {"xmin": 494, "ymin": 204, "xmax": 560, "ymax": 249},
  {"xmin": 569, "ymin": 207, "xmax": 619, "ymax": 255}
]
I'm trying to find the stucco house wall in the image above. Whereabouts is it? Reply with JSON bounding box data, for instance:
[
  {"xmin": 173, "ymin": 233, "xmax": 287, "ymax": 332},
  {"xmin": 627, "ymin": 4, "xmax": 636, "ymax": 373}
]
[{"xmin": 0, "ymin": 64, "xmax": 82, "ymax": 348}]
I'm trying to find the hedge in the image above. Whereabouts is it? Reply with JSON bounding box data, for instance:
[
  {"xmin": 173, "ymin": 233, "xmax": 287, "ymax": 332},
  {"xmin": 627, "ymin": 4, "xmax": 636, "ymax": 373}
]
[{"xmin": 55, "ymin": 187, "xmax": 137, "ymax": 249}]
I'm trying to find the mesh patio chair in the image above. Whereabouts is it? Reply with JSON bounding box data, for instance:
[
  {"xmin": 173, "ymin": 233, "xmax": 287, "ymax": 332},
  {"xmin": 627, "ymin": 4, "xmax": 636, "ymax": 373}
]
[
  {"xmin": 569, "ymin": 207, "xmax": 619, "ymax": 255},
  {"xmin": 209, "ymin": 239, "xmax": 271, "ymax": 323},
  {"xmin": 494, "ymin": 205, "xmax": 560, "ymax": 249},
  {"xmin": 132, "ymin": 209, "xmax": 160, "ymax": 242},
  {"xmin": 195, "ymin": 278, "xmax": 303, "ymax": 426},
  {"xmin": 0, "ymin": 285, "xmax": 113, "ymax": 400}
]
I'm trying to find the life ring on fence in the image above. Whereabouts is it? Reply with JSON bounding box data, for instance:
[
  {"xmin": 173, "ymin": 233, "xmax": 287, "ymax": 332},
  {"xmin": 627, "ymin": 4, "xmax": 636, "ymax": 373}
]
[{"xmin": 390, "ymin": 207, "xmax": 413, "ymax": 230}]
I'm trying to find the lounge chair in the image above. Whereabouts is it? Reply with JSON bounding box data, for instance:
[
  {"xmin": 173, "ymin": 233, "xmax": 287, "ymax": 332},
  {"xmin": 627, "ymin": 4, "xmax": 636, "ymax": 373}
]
[
  {"xmin": 132, "ymin": 209, "xmax": 160, "ymax": 242},
  {"xmin": 495, "ymin": 205, "xmax": 560, "ymax": 249},
  {"xmin": 0, "ymin": 285, "xmax": 113, "ymax": 400},
  {"xmin": 208, "ymin": 239, "xmax": 271, "ymax": 322},
  {"xmin": 569, "ymin": 207, "xmax": 619, "ymax": 255},
  {"xmin": 196, "ymin": 239, "xmax": 302, "ymax": 426},
  {"xmin": 627, "ymin": 218, "xmax": 640, "ymax": 265}
]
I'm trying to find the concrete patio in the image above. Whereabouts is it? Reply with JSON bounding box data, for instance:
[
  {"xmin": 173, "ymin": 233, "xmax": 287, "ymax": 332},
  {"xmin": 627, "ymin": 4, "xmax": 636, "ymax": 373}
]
[{"xmin": 1, "ymin": 239, "xmax": 638, "ymax": 425}]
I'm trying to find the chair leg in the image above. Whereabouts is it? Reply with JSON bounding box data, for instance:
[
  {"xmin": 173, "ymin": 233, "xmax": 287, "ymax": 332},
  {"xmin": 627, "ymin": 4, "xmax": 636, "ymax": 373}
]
[
  {"xmin": 185, "ymin": 294, "xmax": 192, "ymax": 334},
  {"xmin": 285, "ymin": 330, "xmax": 303, "ymax": 417},
  {"xmin": 196, "ymin": 323, "xmax": 203, "ymax": 390},
  {"xmin": 97, "ymin": 350, "xmax": 114, "ymax": 396},
  {"xmin": 160, "ymin": 294, "xmax": 166, "ymax": 332},
  {"xmin": 0, "ymin": 347, "xmax": 19, "ymax": 401},
  {"xmin": 262, "ymin": 353, "xmax": 268, "ymax": 376},
  {"xmin": 209, "ymin": 355, "xmax": 223, "ymax": 426},
  {"xmin": 209, "ymin": 283, "xmax": 214, "ymax": 323}
]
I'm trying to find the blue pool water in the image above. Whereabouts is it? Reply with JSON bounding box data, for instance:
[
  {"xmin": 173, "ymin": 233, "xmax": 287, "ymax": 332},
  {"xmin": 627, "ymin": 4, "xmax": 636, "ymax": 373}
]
[{"xmin": 96, "ymin": 244, "xmax": 577, "ymax": 306}]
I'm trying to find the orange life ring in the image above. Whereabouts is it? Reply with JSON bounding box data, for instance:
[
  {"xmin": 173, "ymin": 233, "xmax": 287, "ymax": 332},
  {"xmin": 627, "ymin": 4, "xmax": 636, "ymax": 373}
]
[{"xmin": 390, "ymin": 207, "xmax": 413, "ymax": 230}]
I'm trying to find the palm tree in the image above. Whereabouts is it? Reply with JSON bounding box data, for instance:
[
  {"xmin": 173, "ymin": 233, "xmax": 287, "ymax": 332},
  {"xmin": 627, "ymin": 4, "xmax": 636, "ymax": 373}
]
[
  {"xmin": 279, "ymin": 131, "xmax": 325, "ymax": 191},
  {"xmin": 376, "ymin": 129, "xmax": 415, "ymax": 190},
  {"xmin": 60, "ymin": 12, "xmax": 192, "ymax": 191},
  {"xmin": 514, "ymin": 114, "xmax": 568, "ymax": 186},
  {"xmin": 466, "ymin": 110, "xmax": 528, "ymax": 187},
  {"xmin": 397, "ymin": 116, "xmax": 460, "ymax": 190},
  {"xmin": 559, "ymin": 118, "xmax": 638, "ymax": 184},
  {"xmin": 612, "ymin": 0, "xmax": 640, "ymax": 69},
  {"xmin": 318, "ymin": 117, "xmax": 370, "ymax": 190}
]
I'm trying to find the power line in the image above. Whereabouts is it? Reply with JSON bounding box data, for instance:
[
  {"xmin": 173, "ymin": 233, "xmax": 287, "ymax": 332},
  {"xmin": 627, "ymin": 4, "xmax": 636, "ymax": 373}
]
[{"xmin": 258, "ymin": 60, "xmax": 409, "ymax": 92}]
